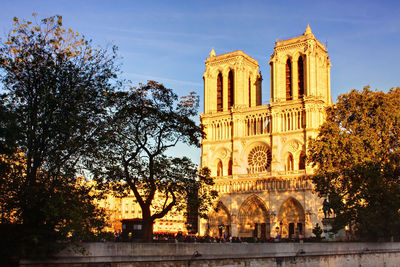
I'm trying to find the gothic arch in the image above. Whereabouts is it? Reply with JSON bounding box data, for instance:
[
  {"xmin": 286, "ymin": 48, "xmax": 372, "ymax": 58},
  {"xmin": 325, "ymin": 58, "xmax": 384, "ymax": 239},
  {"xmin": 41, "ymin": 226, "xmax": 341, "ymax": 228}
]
[
  {"xmin": 208, "ymin": 201, "xmax": 231, "ymax": 237},
  {"xmin": 299, "ymin": 151, "xmax": 306, "ymax": 170},
  {"xmin": 216, "ymin": 159, "xmax": 223, "ymax": 176},
  {"xmin": 228, "ymin": 69, "xmax": 234, "ymax": 108},
  {"xmin": 248, "ymin": 72, "xmax": 253, "ymax": 107},
  {"xmin": 238, "ymin": 195, "xmax": 270, "ymax": 237},
  {"xmin": 281, "ymin": 139, "xmax": 303, "ymax": 170},
  {"xmin": 286, "ymin": 152, "xmax": 294, "ymax": 171},
  {"xmin": 292, "ymin": 51, "xmax": 302, "ymax": 60},
  {"xmin": 217, "ymin": 72, "xmax": 223, "ymax": 111},
  {"xmin": 297, "ymin": 54, "xmax": 305, "ymax": 99},
  {"xmin": 270, "ymin": 61, "xmax": 274, "ymax": 99},
  {"xmin": 285, "ymin": 57, "xmax": 293, "ymax": 100},
  {"xmin": 278, "ymin": 197, "xmax": 305, "ymax": 238},
  {"xmin": 215, "ymin": 147, "xmax": 229, "ymax": 159},
  {"xmin": 227, "ymin": 158, "xmax": 233, "ymax": 175}
]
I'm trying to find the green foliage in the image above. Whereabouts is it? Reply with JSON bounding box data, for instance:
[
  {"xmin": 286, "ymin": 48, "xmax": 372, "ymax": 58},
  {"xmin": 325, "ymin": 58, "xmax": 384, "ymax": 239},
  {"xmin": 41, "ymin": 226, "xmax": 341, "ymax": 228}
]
[
  {"xmin": 0, "ymin": 14, "xmax": 118, "ymax": 260},
  {"xmin": 312, "ymin": 223, "xmax": 323, "ymax": 240},
  {"xmin": 308, "ymin": 87, "xmax": 400, "ymax": 241},
  {"xmin": 88, "ymin": 81, "xmax": 217, "ymax": 242}
]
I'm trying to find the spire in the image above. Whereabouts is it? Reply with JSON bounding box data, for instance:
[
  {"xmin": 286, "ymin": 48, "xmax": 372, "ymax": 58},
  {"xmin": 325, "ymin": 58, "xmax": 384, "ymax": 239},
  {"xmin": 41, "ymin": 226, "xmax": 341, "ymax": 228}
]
[
  {"xmin": 209, "ymin": 47, "xmax": 216, "ymax": 57},
  {"xmin": 304, "ymin": 24, "xmax": 315, "ymax": 37}
]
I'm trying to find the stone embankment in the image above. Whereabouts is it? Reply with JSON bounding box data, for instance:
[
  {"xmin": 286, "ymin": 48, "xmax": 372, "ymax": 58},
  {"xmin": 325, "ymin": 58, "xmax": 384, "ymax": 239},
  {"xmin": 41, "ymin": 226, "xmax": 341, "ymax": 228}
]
[{"xmin": 19, "ymin": 242, "xmax": 400, "ymax": 266}]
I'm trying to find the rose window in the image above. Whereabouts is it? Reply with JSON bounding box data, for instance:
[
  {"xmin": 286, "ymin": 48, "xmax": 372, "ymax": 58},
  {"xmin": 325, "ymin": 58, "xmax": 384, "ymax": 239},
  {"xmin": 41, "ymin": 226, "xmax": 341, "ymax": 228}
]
[{"xmin": 248, "ymin": 146, "xmax": 272, "ymax": 173}]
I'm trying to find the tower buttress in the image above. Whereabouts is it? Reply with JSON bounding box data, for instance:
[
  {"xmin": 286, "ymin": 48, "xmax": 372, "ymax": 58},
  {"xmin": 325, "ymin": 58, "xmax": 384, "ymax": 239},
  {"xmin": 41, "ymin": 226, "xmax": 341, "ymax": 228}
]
[
  {"xmin": 269, "ymin": 25, "xmax": 332, "ymax": 105},
  {"xmin": 203, "ymin": 50, "xmax": 262, "ymax": 114}
]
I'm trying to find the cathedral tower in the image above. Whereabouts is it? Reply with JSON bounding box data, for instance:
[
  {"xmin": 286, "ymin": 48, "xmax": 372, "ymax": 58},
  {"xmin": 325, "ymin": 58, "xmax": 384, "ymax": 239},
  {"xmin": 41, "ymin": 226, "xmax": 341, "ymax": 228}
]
[
  {"xmin": 203, "ymin": 50, "xmax": 262, "ymax": 113},
  {"xmin": 269, "ymin": 25, "xmax": 332, "ymax": 104}
]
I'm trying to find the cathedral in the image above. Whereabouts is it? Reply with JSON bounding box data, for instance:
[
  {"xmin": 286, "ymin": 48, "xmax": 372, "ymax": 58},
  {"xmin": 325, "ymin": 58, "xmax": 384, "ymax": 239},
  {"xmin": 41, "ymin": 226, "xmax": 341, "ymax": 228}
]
[{"xmin": 199, "ymin": 25, "xmax": 332, "ymax": 239}]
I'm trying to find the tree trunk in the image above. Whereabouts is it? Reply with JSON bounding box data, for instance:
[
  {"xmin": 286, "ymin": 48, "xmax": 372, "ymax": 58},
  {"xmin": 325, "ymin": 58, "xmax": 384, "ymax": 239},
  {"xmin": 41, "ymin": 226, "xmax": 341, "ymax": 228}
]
[
  {"xmin": 142, "ymin": 217, "xmax": 154, "ymax": 243},
  {"xmin": 141, "ymin": 206, "xmax": 154, "ymax": 243}
]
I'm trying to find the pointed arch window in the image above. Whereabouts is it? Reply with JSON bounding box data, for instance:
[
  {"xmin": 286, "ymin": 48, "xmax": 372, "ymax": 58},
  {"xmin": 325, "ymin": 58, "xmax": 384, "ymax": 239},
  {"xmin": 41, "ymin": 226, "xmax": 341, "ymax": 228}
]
[
  {"xmin": 248, "ymin": 77, "xmax": 251, "ymax": 107},
  {"xmin": 217, "ymin": 72, "xmax": 223, "ymax": 111},
  {"xmin": 270, "ymin": 62, "xmax": 274, "ymax": 100},
  {"xmin": 298, "ymin": 56, "xmax": 304, "ymax": 99},
  {"xmin": 228, "ymin": 158, "xmax": 233, "ymax": 175},
  {"xmin": 217, "ymin": 160, "xmax": 223, "ymax": 176},
  {"xmin": 286, "ymin": 153, "xmax": 294, "ymax": 171},
  {"xmin": 299, "ymin": 152, "xmax": 306, "ymax": 170},
  {"xmin": 286, "ymin": 58, "xmax": 292, "ymax": 100},
  {"xmin": 228, "ymin": 70, "xmax": 234, "ymax": 108}
]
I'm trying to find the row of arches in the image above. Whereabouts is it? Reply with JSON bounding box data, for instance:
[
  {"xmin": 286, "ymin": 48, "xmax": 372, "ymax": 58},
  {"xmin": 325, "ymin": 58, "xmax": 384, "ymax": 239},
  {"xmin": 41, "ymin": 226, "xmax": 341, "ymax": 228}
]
[
  {"xmin": 245, "ymin": 116, "xmax": 271, "ymax": 136},
  {"xmin": 205, "ymin": 109, "xmax": 306, "ymax": 141},
  {"xmin": 270, "ymin": 54, "xmax": 306, "ymax": 102},
  {"xmin": 216, "ymin": 158, "xmax": 233, "ymax": 177},
  {"xmin": 285, "ymin": 55, "xmax": 306, "ymax": 101},
  {"xmin": 205, "ymin": 106, "xmax": 307, "ymax": 141},
  {"xmin": 217, "ymin": 70, "xmax": 234, "ymax": 111},
  {"xmin": 285, "ymin": 152, "xmax": 306, "ymax": 171},
  {"xmin": 209, "ymin": 121, "xmax": 233, "ymax": 140},
  {"xmin": 280, "ymin": 110, "xmax": 306, "ymax": 132},
  {"xmin": 208, "ymin": 195, "xmax": 305, "ymax": 239}
]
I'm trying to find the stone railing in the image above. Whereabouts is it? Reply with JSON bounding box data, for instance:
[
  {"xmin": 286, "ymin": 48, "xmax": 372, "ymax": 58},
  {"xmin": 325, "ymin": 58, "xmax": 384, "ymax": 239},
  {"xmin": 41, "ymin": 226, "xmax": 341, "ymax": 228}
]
[
  {"xmin": 211, "ymin": 177, "xmax": 312, "ymax": 194},
  {"xmin": 19, "ymin": 242, "xmax": 400, "ymax": 266}
]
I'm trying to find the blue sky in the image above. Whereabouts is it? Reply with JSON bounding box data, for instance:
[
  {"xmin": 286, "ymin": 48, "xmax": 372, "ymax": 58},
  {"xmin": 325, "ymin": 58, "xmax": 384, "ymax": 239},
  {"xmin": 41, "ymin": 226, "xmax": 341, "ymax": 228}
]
[{"xmin": 1, "ymin": 0, "xmax": 399, "ymax": 163}]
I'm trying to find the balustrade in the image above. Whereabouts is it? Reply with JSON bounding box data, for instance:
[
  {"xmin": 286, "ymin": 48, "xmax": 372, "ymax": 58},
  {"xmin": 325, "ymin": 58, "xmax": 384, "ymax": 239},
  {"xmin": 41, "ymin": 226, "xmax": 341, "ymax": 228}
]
[{"xmin": 210, "ymin": 176, "xmax": 311, "ymax": 194}]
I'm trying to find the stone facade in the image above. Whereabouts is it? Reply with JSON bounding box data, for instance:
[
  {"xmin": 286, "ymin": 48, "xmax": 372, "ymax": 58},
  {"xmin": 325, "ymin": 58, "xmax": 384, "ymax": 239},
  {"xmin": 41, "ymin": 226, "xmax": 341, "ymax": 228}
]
[{"xmin": 200, "ymin": 25, "xmax": 332, "ymax": 239}]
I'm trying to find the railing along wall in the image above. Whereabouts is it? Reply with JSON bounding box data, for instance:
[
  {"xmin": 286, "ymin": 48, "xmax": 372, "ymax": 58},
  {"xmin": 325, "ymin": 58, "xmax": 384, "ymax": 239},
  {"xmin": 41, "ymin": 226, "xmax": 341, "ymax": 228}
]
[{"xmin": 211, "ymin": 175, "xmax": 312, "ymax": 194}]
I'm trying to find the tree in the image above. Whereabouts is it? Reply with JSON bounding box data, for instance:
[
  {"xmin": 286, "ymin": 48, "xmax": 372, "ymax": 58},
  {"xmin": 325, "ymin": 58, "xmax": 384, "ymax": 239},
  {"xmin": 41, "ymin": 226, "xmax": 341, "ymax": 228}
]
[
  {"xmin": 89, "ymin": 81, "xmax": 217, "ymax": 242},
  {"xmin": 312, "ymin": 223, "xmax": 323, "ymax": 240},
  {"xmin": 308, "ymin": 87, "xmax": 400, "ymax": 241},
  {"xmin": 0, "ymin": 15, "xmax": 118, "ymax": 259}
]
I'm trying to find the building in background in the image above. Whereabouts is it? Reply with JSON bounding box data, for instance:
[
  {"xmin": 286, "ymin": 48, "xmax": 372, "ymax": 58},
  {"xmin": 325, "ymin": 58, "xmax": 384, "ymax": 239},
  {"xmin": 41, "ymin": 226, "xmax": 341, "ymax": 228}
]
[
  {"xmin": 200, "ymin": 25, "xmax": 331, "ymax": 239},
  {"xmin": 96, "ymin": 191, "xmax": 188, "ymax": 235}
]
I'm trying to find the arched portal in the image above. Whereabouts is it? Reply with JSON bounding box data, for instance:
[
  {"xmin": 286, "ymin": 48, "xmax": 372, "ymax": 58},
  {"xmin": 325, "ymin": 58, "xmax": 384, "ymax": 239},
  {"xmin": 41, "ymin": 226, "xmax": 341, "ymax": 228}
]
[
  {"xmin": 208, "ymin": 201, "xmax": 231, "ymax": 238},
  {"xmin": 278, "ymin": 197, "xmax": 305, "ymax": 239},
  {"xmin": 238, "ymin": 195, "xmax": 270, "ymax": 239}
]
